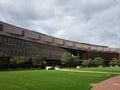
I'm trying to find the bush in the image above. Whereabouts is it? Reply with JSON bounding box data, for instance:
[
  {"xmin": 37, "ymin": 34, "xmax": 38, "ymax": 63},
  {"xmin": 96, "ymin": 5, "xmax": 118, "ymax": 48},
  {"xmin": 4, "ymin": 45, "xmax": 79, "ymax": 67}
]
[
  {"xmin": 81, "ymin": 59, "xmax": 94, "ymax": 67},
  {"xmin": 31, "ymin": 55, "xmax": 47, "ymax": 69},
  {"xmin": 109, "ymin": 58, "xmax": 120, "ymax": 66},
  {"xmin": 61, "ymin": 52, "xmax": 79, "ymax": 67},
  {"xmin": 0, "ymin": 52, "xmax": 4, "ymax": 59},
  {"xmin": 10, "ymin": 56, "xmax": 29, "ymax": 68},
  {"xmin": 94, "ymin": 57, "xmax": 104, "ymax": 67},
  {"xmin": 81, "ymin": 57, "xmax": 104, "ymax": 67}
]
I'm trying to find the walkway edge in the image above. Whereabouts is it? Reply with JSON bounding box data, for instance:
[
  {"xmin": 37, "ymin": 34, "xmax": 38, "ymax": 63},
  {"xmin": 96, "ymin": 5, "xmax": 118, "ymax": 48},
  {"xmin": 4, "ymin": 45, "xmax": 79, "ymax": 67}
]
[{"xmin": 58, "ymin": 69, "xmax": 120, "ymax": 74}]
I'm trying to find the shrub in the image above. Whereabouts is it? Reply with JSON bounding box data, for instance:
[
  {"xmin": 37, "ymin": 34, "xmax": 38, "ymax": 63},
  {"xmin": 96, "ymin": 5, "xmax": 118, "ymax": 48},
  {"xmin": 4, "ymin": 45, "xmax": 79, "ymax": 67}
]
[
  {"xmin": 10, "ymin": 56, "xmax": 29, "ymax": 68},
  {"xmin": 109, "ymin": 58, "xmax": 120, "ymax": 66},
  {"xmin": 81, "ymin": 59, "xmax": 94, "ymax": 67},
  {"xmin": 94, "ymin": 57, "xmax": 104, "ymax": 67},
  {"xmin": 31, "ymin": 55, "xmax": 47, "ymax": 69},
  {"xmin": 61, "ymin": 52, "xmax": 78, "ymax": 67}
]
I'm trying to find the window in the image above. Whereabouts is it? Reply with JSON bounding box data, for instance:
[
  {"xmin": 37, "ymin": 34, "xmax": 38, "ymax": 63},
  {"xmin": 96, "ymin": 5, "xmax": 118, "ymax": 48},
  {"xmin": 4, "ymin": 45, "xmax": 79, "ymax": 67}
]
[
  {"xmin": 0, "ymin": 24, "xmax": 3, "ymax": 31},
  {"xmin": 22, "ymin": 31, "xmax": 25, "ymax": 36}
]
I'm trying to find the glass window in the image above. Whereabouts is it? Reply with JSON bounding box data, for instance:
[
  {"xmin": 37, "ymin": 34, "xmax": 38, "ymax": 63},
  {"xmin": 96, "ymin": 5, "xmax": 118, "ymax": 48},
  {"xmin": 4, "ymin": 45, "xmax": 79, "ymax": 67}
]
[
  {"xmin": 0, "ymin": 35, "xmax": 2, "ymax": 43},
  {"xmin": 0, "ymin": 24, "xmax": 3, "ymax": 31},
  {"xmin": 22, "ymin": 31, "xmax": 25, "ymax": 36}
]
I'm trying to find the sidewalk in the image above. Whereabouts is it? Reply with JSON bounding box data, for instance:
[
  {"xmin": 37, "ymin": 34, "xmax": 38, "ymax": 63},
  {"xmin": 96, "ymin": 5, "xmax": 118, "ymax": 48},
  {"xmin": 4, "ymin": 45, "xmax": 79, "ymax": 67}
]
[
  {"xmin": 58, "ymin": 69, "xmax": 120, "ymax": 74},
  {"xmin": 91, "ymin": 75, "xmax": 120, "ymax": 90}
]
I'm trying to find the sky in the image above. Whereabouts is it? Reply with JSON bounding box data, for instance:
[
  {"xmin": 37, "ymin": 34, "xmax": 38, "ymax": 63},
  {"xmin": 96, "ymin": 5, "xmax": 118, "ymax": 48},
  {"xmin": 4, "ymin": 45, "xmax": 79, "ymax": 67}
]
[{"xmin": 0, "ymin": 0, "xmax": 120, "ymax": 48}]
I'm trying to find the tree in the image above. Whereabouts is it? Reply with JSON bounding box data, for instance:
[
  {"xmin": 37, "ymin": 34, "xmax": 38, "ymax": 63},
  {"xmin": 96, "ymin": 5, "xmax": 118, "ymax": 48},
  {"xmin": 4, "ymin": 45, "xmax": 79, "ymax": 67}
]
[
  {"xmin": 71, "ymin": 56, "xmax": 79, "ymax": 66},
  {"xmin": 10, "ymin": 56, "xmax": 29, "ymax": 68},
  {"xmin": 109, "ymin": 58, "xmax": 120, "ymax": 66},
  {"xmin": 0, "ymin": 51, "xmax": 4, "ymax": 60},
  {"xmin": 61, "ymin": 52, "xmax": 78, "ymax": 67},
  {"xmin": 81, "ymin": 59, "xmax": 94, "ymax": 67},
  {"xmin": 94, "ymin": 57, "xmax": 104, "ymax": 67},
  {"xmin": 61, "ymin": 52, "xmax": 72, "ymax": 66},
  {"xmin": 32, "ymin": 55, "xmax": 47, "ymax": 68},
  {"xmin": 0, "ymin": 52, "xmax": 5, "ymax": 69}
]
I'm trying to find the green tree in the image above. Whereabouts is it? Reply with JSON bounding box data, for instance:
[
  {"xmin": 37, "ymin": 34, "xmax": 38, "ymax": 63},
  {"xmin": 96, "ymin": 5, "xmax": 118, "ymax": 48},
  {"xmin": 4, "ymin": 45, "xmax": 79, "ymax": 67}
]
[
  {"xmin": 10, "ymin": 56, "xmax": 29, "ymax": 68},
  {"xmin": 81, "ymin": 59, "xmax": 94, "ymax": 67},
  {"xmin": 61, "ymin": 52, "xmax": 78, "ymax": 67},
  {"xmin": 94, "ymin": 57, "xmax": 104, "ymax": 67},
  {"xmin": 0, "ymin": 52, "xmax": 5, "ymax": 69},
  {"xmin": 32, "ymin": 55, "xmax": 47, "ymax": 68},
  {"xmin": 109, "ymin": 58, "xmax": 120, "ymax": 66},
  {"xmin": 72, "ymin": 56, "xmax": 79, "ymax": 66},
  {"xmin": 61, "ymin": 52, "xmax": 72, "ymax": 66},
  {"xmin": 0, "ymin": 52, "xmax": 4, "ymax": 59}
]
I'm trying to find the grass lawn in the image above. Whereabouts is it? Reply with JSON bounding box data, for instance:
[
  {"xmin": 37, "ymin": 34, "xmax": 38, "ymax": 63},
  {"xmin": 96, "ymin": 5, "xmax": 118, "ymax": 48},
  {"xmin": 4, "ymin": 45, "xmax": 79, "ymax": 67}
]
[
  {"xmin": 68, "ymin": 67, "xmax": 120, "ymax": 72},
  {"xmin": 0, "ymin": 69, "xmax": 117, "ymax": 90}
]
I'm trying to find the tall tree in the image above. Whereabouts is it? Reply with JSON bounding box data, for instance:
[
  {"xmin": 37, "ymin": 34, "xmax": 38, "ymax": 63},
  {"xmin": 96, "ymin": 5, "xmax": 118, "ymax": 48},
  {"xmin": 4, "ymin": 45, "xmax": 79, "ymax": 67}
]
[
  {"xmin": 94, "ymin": 57, "xmax": 104, "ymax": 67},
  {"xmin": 32, "ymin": 55, "xmax": 47, "ymax": 68},
  {"xmin": 0, "ymin": 52, "xmax": 5, "ymax": 69},
  {"xmin": 81, "ymin": 59, "xmax": 94, "ymax": 67},
  {"xmin": 61, "ymin": 52, "xmax": 78, "ymax": 67},
  {"xmin": 109, "ymin": 58, "xmax": 120, "ymax": 66},
  {"xmin": 0, "ymin": 52, "xmax": 4, "ymax": 60}
]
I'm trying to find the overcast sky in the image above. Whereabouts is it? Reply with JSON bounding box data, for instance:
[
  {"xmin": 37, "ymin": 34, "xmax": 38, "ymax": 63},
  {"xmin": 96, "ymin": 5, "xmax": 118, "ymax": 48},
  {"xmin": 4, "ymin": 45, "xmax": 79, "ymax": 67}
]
[{"xmin": 0, "ymin": 0, "xmax": 120, "ymax": 48}]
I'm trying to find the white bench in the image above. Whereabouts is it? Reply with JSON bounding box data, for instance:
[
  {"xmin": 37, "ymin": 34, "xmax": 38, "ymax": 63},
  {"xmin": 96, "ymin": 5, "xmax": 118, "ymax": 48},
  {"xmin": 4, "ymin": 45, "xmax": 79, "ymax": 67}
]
[{"xmin": 46, "ymin": 66, "xmax": 54, "ymax": 70}]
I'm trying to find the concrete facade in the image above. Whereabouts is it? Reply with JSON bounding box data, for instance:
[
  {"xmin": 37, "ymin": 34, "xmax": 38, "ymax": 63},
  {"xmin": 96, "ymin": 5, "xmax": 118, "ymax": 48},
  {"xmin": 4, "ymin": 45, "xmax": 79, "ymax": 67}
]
[{"xmin": 0, "ymin": 21, "xmax": 120, "ymax": 65}]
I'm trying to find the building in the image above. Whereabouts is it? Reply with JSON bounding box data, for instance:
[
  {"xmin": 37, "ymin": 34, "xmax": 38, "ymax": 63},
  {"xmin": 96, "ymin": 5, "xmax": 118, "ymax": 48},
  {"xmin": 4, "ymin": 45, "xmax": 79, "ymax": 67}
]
[{"xmin": 0, "ymin": 21, "xmax": 120, "ymax": 65}]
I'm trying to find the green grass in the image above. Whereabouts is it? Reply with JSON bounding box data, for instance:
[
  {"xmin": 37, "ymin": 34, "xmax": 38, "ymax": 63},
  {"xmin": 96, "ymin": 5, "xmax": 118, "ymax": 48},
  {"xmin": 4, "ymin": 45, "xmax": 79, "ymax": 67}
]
[
  {"xmin": 0, "ymin": 70, "xmax": 117, "ymax": 90},
  {"xmin": 68, "ymin": 67, "xmax": 120, "ymax": 72}
]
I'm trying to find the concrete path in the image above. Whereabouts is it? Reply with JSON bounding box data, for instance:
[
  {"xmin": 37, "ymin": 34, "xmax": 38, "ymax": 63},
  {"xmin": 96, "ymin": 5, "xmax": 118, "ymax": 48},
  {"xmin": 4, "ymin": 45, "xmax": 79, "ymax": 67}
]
[
  {"xmin": 58, "ymin": 69, "xmax": 120, "ymax": 74},
  {"xmin": 91, "ymin": 75, "xmax": 120, "ymax": 90}
]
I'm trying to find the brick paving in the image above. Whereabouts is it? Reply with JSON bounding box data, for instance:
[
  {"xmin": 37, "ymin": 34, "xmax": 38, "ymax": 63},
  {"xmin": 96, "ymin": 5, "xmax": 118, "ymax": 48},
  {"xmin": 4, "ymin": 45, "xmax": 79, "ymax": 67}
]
[{"xmin": 91, "ymin": 75, "xmax": 120, "ymax": 90}]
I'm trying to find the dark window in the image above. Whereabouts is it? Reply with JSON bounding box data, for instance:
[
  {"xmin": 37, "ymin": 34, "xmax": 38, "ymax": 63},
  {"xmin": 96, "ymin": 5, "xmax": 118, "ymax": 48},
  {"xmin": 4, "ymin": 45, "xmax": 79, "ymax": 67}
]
[
  {"xmin": 22, "ymin": 31, "xmax": 25, "ymax": 36},
  {"xmin": 2, "ymin": 36, "xmax": 5, "ymax": 43},
  {"xmin": 19, "ymin": 40, "xmax": 22, "ymax": 46},
  {"xmin": 17, "ymin": 39, "xmax": 19, "ymax": 45},
  {"xmin": 4, "ymin": 37, "xmax": 8, "ymax": 43},
  {"xmin": 0, "ymin": 36, "xmax": 2, "ymax": 43},
  {"xmin": 0, "ymin": 24, "xmax": 3, "ymax": 31},
  {"xmin": 25, "ymin": 41, "xmax": 30, "ymax": 47}
]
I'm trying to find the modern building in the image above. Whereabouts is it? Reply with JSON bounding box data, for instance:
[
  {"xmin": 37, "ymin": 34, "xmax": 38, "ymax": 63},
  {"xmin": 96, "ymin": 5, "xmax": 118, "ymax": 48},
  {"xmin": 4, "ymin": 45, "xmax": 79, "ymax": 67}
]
[{"xmin": 0, "ymin": 21, "xmax": 120, "ymax": 65}]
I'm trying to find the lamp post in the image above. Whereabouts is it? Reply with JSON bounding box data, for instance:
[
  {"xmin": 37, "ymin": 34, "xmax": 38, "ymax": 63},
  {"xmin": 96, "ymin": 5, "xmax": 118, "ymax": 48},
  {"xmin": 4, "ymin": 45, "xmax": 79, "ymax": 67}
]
[{"xmin": 44, "ymin": 61, "xmax": 47, "ymax": 68}]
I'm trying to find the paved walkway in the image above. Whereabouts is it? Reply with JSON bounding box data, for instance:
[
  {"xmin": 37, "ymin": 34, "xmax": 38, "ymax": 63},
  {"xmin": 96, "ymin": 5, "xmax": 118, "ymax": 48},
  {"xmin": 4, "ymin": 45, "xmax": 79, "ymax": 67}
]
[
  {"xmin": 58, "ymin": 69, "xmax": 120, "ymax": 90},
  {"xmin": 58, "ymin": 69, "xmax": 120, "ymax": 74},
  {"xmin": 91, "ymin": 75, "xmax": 120, "ymax": 90}
]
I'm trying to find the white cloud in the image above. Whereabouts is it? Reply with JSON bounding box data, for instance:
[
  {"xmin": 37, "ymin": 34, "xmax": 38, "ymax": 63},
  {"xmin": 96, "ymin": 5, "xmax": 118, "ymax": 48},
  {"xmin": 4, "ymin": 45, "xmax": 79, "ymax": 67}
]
[{"xmin": 0, "ymin": 0, "xmax": 120, "ymax": 48}]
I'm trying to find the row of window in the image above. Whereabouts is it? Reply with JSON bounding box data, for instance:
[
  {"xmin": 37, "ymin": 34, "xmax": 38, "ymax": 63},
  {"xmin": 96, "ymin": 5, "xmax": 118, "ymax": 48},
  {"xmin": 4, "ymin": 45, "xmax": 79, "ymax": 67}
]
[
  {"xmin": 0, "ymin": 44, "xmax": 64, "ymax": 59},
  {"xmin": 0, "ymin": 35, "xmax": 62, "ymax": 51},
  {"xmin": 0, "ymin": 35, "xmax": 65, "ymax": 58}
]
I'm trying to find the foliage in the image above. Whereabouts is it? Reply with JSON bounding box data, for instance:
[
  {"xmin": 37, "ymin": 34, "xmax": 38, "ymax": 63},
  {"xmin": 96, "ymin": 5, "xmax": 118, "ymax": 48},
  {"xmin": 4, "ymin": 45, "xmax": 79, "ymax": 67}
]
[
  {"xmin": 0, "ymin": 52, "xmax": 6, "ymax": 69},
  {"xmin": 32, "ymin": 55, "xmax": 47, "ymax": 68},
  {"xmin": 10, "ymin": 56, "xmax": 29, "ymax": 68},
  {"xmin": 10, "ymin": 56, "xmax": 28, "ymax": 64},
  {"xmin": 81, "ymin": 57, "xmax": 104, "ymax": 67},
  {"xmin": 61, "ymin": 52, "xmax": 72, "ymax": 64},
  {"xmin": 94, "ymin": 57, "xmax": 104, "ymax": 66},
  {"xmin": 109, "ymin": 58, "xmax": 120, "ymax": 66},
  {"xmin": 81, "ymin": 59, "xmax": 94, "ymax": 67},
  {"xmin": 0, "ymin": 51, "xmax": 4, "ymax": 60},
  {"xmin": 61, "ymin": 52, "xmax": 79, "ymax": 67}
]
